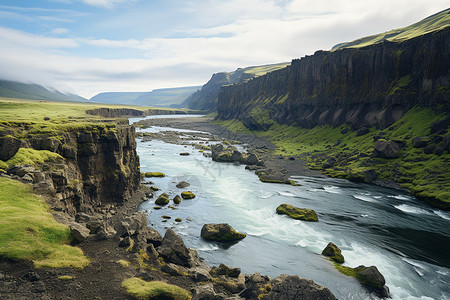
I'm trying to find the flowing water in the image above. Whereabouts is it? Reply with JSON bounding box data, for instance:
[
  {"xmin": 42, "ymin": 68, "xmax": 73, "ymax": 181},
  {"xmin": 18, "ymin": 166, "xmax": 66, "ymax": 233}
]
[{"xmin": 132, "ymin": 116, "xmax": 450, "ymax": 300}]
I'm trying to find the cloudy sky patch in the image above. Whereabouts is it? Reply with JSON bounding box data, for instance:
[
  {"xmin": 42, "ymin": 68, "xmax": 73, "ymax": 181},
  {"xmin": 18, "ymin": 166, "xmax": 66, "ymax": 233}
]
[{"xmin": 0, "ymin": 0, "xmax": 448, "ymax": 98}]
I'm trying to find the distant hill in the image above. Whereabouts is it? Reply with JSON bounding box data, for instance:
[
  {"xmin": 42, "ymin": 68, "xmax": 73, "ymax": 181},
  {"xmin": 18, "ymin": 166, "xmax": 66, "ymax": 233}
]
[
  {"xmin": 180, "ymin": 62, "xmax": 290, "ymax": 112},
  {"xmin": 90, "ymin": 86, "xmax": 200, "ymax": 107},
  {"xmin": 0, "ymin": 80, "xmax": 87, "ymax": 102},
  {"xmin": 333, "ymin": 8, "xmax": 450, "ymax": 50},
  {"xmin": 89, "ymin": 92, "xmax": 146, "ymax": 105}
]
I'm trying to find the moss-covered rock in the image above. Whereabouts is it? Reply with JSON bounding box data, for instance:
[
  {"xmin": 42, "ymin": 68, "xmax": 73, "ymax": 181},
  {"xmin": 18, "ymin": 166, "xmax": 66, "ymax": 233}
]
[
  {"xmin": 173, "ymin": 195, "xmax": 181, "ymax": 204},
  {"xmin": 175, "ymin": 218, "xmax": 182, "ymax": 222},
  {"xmin": 145, "ymin": 172, "xmax": 165, "ymax": 178},
  {"xmin": 155, "ymin": 193, "xmax": 170, "ymax": 205},
  {"xmin": 181, "ymin": 191, "xmax": 195, "ymax": 199},
  {"xmin": 276, "ymin": 204, "xmax": 318, "ymax": 222},
  {"xmin": 322, "ymin": 242, "xmax": 344, "ymax": 264},
  {"xmin": 201, "ymin": 223, "xmax": 246, "ymax": 242},
  {"xmin": 122, "ymin": 277, "xmax": 192, "ymax": 300}
]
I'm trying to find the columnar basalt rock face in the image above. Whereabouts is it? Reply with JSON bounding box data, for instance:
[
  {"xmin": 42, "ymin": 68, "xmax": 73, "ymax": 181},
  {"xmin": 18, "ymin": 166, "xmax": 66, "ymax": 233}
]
[
  {"xmin": 11, "ymin": 125, "xmax": 141, "ymax": 216},
  {"xmin": 217, "ymin": 28, "xmax": 450, "ymax": 130}
]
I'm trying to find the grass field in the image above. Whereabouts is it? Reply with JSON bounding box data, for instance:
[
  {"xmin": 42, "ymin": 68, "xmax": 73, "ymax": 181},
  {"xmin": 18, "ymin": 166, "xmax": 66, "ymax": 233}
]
[{"xmin": 0, "ymin": 176, "xmax": 90, "ymax": 268}]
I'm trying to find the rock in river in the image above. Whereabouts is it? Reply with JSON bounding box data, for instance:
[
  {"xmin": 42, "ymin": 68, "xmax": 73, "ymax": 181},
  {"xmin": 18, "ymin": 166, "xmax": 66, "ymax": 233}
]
[
  {"xmin": 201, "ymin": 223, "xmax": 246, "ymax": 242},
  {"xmin": 276, "ymin": 204, "xmax": 318, "ymax": 222},
  {"xmin": 181, "ymin": 191, "xmax": 196, "ymax": 199},
  {"xmin": 155, "ymin": 193, "xmax": 170, "ymax": 205},
  {"xmin": 322, "ymin": 242, "xmax": 344, "ymax": 264}
]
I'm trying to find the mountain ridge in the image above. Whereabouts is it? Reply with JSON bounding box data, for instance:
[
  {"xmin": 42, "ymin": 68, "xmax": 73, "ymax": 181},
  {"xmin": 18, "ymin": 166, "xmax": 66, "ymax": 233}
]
[{"xmin": 0, "ymin": 80, "xmax": 87, "ymax": 102}]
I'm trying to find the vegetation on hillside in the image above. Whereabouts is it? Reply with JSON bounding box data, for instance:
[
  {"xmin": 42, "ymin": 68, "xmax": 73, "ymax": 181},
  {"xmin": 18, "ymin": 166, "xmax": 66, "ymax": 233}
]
[
  {"xmin": 332, "ymin": 8, "xmax": 450, "ymax": 50},
  {"xmin": 0, "ymin": 80, "xmax": 87, "ymax": 102},
  {"xmin": 214, "ymin": 107, "xmax": 450, "ymax": 209},
  {"xmin": 0, "ymin": 176, "xmax": 90, "ymax": 268}
]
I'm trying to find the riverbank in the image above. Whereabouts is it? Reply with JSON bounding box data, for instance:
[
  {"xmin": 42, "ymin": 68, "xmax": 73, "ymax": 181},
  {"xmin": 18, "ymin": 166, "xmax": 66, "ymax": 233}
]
[
  {"xmin": 0, "ymin": 102, "xmax": 338, "ymax": 299},
  {"xmin": 134, "ymin": 116, "xmax": 323, "ymax": 180}
]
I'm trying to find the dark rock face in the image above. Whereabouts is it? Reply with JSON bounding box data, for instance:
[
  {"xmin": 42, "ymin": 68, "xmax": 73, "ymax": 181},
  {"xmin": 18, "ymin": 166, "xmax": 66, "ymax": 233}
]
[
  {"xmin": 354, "ymin": 265, "xmax": 390, "ymax": 298},
  {"xmin": 264, "ymin": 275, "xmax": 337, "ymax": 300},
  {"xmin": 3, "ymin": 125, "xmax": 141, "ymax": 216},
  {"xmin": 158, "ymin": 228, "xmax": 192, "ymax": 267},
  {"xmin": 412, "ymin": 136, "xmax": 430, "ymax": 148},
  {"xmin": 322, "ymin": 242, "xmax": 344, "ymax": 264},
  {"xmin": 217, "ymin": 28, "xmax": 450, "ymax": 130},
  {"xmin": 201, "ymin": 223, "xmax": 246, "ymax": 242},
  {"xmin": 0, "ymin": 136, "xmax": 21, "ymax": 161},
  {"xmin": 373, "ymin": 140, "xmax": 400, "ymax": 158},
  {"xmin": 86, "ymin": 108, "xmax": 144, "ymax": 117}
]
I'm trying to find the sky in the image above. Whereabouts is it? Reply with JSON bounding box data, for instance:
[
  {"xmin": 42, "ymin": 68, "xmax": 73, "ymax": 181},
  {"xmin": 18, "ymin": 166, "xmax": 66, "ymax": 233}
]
[{"xmin": 0, "ymin": 0, "xmax": 448, "ymax": 98}]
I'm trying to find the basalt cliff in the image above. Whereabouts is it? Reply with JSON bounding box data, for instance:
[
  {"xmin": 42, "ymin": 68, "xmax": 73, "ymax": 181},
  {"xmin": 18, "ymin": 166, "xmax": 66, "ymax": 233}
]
[
  {"xmin": 1, "ymin": 123, "xmax": 141, "ymax": 216},
  {"xmin": 217, "ymin": 27, "xmax": 449, "ymax": 130}
]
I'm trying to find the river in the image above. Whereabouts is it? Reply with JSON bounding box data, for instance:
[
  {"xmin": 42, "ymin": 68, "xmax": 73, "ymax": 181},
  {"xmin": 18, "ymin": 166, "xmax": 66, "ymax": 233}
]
[{"xmin": 131, "ymin": 115, "xmax": 450, "ymax": 300}]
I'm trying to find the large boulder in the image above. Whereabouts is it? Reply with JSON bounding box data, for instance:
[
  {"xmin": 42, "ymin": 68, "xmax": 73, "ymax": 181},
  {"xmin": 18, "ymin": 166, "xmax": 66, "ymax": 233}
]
[
  {"xmin": 181, "ymin": 191, "xmax": 196, "ymax": 199},
  {"xmin": 155, "ymin": 193, "xmax": 170, "ymax": 205},
  {"xmin": 246, "ymin": 153, "xmax": 259, "ymax": 165},
  {"xmin": 321, "ymin": 242, "xmax": 344, "ymax": 264},
  {"xmin": 412, "ymin": 136, "xmax": 430, "ymax": 148},
  {"xmin": 176, "ymin": 181, "xmax": 190, "ymax": 188},
  {"xmin": 354, "ymin": 265, "xmax": 390, "ymax": 298},
  {"xmin": 264, "ymin": 275, "xmax": 337, "ymax": 300},
  {"xmin": 201, "ymin": 223, "xmax": 246, "ymax": 242},
  {"xmin": 373, "ymin": 139, "xmax": 400, "ymax": 158},
  {"xmin": 276, "ymin": 204, "xmax": 318, "ymax": 222},
  {"xmin": 0, "ymin": 136, "xmax": 21, "ymax": 161},
  {"xmin": 69, "ymin": 222, "xmax": 90, "ymax": 243},
  {"xmin": 157, "ymin": 228, "xmax": 191, "ymax": 267},
  {"xmin": 211, "ymin": 144, "xmax": 243, "ymax": 163}
]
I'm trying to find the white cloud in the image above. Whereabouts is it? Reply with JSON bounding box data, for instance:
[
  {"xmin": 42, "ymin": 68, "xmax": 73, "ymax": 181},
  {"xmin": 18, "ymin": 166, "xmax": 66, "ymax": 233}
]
[
  {"xmin": 81, "ymin": 0, "xmax": 134, "ymax": 9},
  {"xmin": 0, "ymin": 0, "xmax": 449, "ymax": 98}
]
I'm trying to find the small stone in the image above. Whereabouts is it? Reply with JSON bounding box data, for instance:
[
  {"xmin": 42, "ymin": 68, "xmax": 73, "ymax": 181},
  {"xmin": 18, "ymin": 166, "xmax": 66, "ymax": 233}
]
[{"xmin": 181, "ymin": 191, "xmax": 195, "ymax": 199}]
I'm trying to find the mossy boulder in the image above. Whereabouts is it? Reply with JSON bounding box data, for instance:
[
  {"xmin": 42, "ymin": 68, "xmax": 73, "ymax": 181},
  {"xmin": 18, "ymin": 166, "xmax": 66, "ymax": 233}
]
[
  {"xmin": 122, "ymin": 277, "xmax": 192, "ymax": 300},
  {"xmin": 155, "ymin": 193, "xmax": 170, "ymax": 205},
  {"xmin": 354, "ymin": 265, "xmax": 390, "ymax": 298},
  {"xmin": 145, "ymin": 172, "xmax": 165, "ymax": 178},
  {"xmin": 322, "ymin": 242, "xmax": 344, "ymax": 264},
  {"xmin": 181, "ymin": 191, "xmax": 195, "ymax": 199},
  {"xmin": 276, "ymin": 204, "xmax": 318, "ymax": 222},
  {"xmin": 173, "ymin": 195, "xmax": 181, "ymax": 204},
  {"xmin": 201, "ymin": 223, "xmax": 246, "ymax": 242},
  {"xmin": 373, "ymin": 139, "xmax": 400, "ymax": 158}
]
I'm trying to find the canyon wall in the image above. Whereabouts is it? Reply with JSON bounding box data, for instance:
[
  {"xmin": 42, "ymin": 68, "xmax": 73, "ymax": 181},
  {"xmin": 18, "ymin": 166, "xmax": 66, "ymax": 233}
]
[
  {"xmin": 4, "ymin": 124, "xmax": 141, "ymax": 216},
  {"xmin": 217, "ymin": 27, "xmax": 450, "ymax": 130}
]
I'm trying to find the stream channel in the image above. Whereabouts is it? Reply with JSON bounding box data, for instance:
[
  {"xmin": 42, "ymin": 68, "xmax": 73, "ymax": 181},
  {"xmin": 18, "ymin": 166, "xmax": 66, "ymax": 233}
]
[{"xmin": 130, "ymin": 115, "xmax": 450, "ymax": 300}]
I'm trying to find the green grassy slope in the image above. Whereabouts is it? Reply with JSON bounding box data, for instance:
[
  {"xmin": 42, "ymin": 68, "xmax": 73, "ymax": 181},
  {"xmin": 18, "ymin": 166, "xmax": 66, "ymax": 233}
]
[
  {"xmin": 333, "ymin": 8, "xmax": 450, "ymax": 50},
  {"xmin": 0, "ymin": 176, "xmax": 90, "ymax": 268},
  {"xmin": 214, "ymin": 107, "xmax": 450, "ymax": 210},
  {"xmin": 0, "ymin": 80, "xmax": 87, "ymax": 102}
]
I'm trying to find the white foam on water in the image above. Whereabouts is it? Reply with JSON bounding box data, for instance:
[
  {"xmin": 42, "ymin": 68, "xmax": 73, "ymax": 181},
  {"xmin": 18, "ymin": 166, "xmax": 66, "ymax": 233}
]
[
  {"xmin": 394, "ymin": 204, "xmax": 433, "ymax": 215},
  {"xmin": 295, "ymin": 239, "xmax": 308, "ymax": 248},
  {"xmin": 353, "ymin": 194, "xmax": 378, "ymax": 203},
  {"xmin": 433, "ymin": 210, "xmax": 450, "ymax": 221},
  {"xmin": 436, "ymin": 270, "xmax": 448, "ymax": 276},
  {"xmin": 388, "ymin": 195, "xmax": 412, "ymax": 201},
  {"xmin": 197, "ymin": 244, "xmax": 220, "ymax": 252},
  {"xmin": 277, "ymin": 191, "xmax": 297, "ymax": 197},
  {"xmin": 323, "ymin": 186, "xmax": 341, "ymax": 194},
  {"xmin": 258, "ymin": 193, "xmax": 275, "ymax": 199},
  {"xmin": 360, "ymin": 214, "xmax": 369, "ymax": 217},
  {"xmin": 402, "ymin": 258, "xmax": 428, "ymax": 271}
]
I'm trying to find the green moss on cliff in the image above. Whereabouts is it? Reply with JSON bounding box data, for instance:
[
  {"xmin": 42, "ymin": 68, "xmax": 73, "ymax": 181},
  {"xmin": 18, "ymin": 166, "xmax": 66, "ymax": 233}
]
[{"xmin": 216, "ymin": 107, "xmax": 449, "ymax": 209}]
